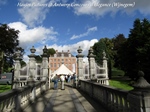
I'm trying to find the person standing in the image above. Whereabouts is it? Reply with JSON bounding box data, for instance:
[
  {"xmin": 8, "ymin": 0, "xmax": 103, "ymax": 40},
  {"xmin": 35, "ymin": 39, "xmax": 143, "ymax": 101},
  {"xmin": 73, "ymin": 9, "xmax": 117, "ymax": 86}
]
[
  {"xmin": 68, "ymin": 75, "xmax": 71, "ymax": 83},
  {"xmin": 53, "ymin": 74, "xmax": 59, "ymax": 90},
  {"xmin": 65, "ymin": 75, "xmax": 68, "ymax": 82},
  {"xmin": 60, "ymin": 75, "xmax": 65, "ymax": 90},
  {"xmin": 72, "ymin": 73, "xmax": 77, "ymax": 87}
]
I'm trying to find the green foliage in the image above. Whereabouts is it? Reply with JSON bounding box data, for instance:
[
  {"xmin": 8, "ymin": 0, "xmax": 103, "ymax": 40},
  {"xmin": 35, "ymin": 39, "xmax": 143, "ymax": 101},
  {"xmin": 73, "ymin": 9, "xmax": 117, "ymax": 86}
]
[
  {"xmin": 101, "ymin": 38, "xmax": 114, "ymax": 60},
  {"xmin": 47, "ymin": 48, "xmax": 56, "ymax": 57},
  {"xmin": 20, "ymin": 60, "xmax": 26, "ymax": 67},
  {"xmin": 3, "ymin": 48, "xmax": 25, "ymax": 72},
  {"xmin": 112, "ymin": 34, "xmax": 127, "ymax": 68},
  {"xmin": 117, "ymin": 18, "xmax": 150, "ymax": 81},
  {"xmin": 93, "ymin": 38, "xmax": 114, "ymax": 78},
  {"xmin": 0, "ymin": 24, "xmax": 20, "ymax": 73},
  {"xmin": 92, "ymin": 18, "xmax": 150, "ymax": 82},
  {"xmin": 93, "ymin": 40, "xmax": 106, "ymax": 65},
  {"xmin": 0, "ymin": 24, "xmax": 19, "ymax": 54},
  {"xmin": 109, "ymin": 67, "xmax": 133, "ymax": 90},
  {"xmin": 112, "ymin": 34, "xmax": 126, "ymax": 50},
  {"xmin": 0, "ymin": 85, "xmax": 11, "ymax": 93},
  {"xmin": 111, "ymin": 68, "xmax": 125, "ymax": 77},
  {"xmin": 93, "ymin": 38, "xmax": 114, "ymax": 65},
  {"xmin": 35, "ymin": 55, "xmax": 42, "ymax": 63},
  {"xmin": 109, "ymin": 80, "xmax": 133, "ymax": 91}
]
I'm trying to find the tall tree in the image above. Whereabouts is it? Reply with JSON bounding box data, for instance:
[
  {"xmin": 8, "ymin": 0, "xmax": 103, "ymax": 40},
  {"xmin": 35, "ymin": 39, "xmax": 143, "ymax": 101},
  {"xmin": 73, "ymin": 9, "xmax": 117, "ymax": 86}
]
[
  {"xmin": 100, "ymin": 38, "xmax": 114, "ymax": 60},
  {"xmin": 93, "ymin": 38, "xmax": 114, "ymax": 78},
  {"xmin": 0, "ymin": 24, "xmax": 19, "ymax": 73},
  {"xmin": 93, "ymin": 39, "xmax": 106, "ymax": 65},
  {"xmin": 112, "ymin": 34, "xmax": 127, "ymax": 68},
  {"xmin": 118, "ymin": 18, "xmax": 150, "ymax": 81},
  {"xmin": 112, "ymin": 34, "xmax": 126, "ymax": 50}
]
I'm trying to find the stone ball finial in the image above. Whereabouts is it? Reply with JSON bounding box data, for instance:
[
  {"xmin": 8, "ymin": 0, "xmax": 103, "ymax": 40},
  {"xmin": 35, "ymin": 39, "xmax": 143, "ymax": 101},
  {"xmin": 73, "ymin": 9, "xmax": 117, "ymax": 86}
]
[
  {"xmin": 102, "ymin": 51, "xmax": 106, "ymax": 57},
  {"xmin": 30, "ymin": 46, "xmax": 36, "ymax": 54},
  {"xmin": 15, "ymin": 50, "xmax": 21, "ymax": 59},
  {"xmin": 87, "ymin": 46, "xmax": 95, "ymax": 58},
  {"xmin": 43, "ymin": 45, "xmax": 47, "ymax": 54},
  {"xmin": 77, "ymin": 46, "xmax": 82, "ymax": 54},
  {"xmin": 132, "ymin": 70, "xmax": 150, "ymax": 89},
  {"xmin": 138, "ymin": 71, "xmax": 144, "ymax": 77},
  {"xmin": 89, "ymin": 46, "xmax": 93, "ymax": 52},
  {"xmin": 76, "ymin": 46, "xmax": 84, "ymax": 58}
]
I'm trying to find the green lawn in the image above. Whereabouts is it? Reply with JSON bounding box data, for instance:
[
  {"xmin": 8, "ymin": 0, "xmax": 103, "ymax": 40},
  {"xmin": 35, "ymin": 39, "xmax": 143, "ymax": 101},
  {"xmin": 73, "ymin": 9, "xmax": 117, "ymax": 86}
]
[
  {"xmin": 0, "ymin": 85, "xmax": 11, "ymax": 93},
  {"xmin": 109, "ymin": 80, "xmax": 133, "ymax": 91},
  {"xmin": 110, "ymin": 67, "xmax": 133, "ymax": 91}
]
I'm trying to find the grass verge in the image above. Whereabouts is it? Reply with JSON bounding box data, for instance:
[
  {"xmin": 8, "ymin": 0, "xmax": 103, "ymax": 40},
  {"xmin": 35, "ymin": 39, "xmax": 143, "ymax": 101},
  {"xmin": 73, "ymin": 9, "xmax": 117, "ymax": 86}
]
[
  {"xmin": 0, "ymin": 85, "xmax": 11, "ymax": 93},
  {"xmin": 109, "ymin": 80, "xmax": 133, "ymax": 91}
]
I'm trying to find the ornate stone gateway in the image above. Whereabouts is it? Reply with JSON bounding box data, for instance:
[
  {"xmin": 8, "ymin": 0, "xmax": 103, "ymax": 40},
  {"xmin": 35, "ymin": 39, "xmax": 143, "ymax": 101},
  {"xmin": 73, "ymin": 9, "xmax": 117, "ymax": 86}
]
[
  {"xmin": 13, "ymin": 46, "xmax": 49, "ymax": 89},
  {"xmin": 76, "ymin": 46, "xmax": 109, "ymax": 85},
  {"xmin": 13, "ymin": 46, "xmax": 109, "ymax": 89}
]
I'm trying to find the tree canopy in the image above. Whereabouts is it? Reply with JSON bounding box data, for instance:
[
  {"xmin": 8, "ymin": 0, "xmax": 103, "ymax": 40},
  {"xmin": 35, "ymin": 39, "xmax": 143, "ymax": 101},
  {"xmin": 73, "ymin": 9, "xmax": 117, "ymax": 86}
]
[
  {"xmin": 0, "ymin": 24, "xmax": 19, "ymax": 54},
  {"xmin": 112, "ymin": 34, "xmax": 127, "ymax": 68},
  {"xmin": 92, "ymin": 38, "xmax": 114, "ymax": 78},
  {"xmin": 92, "ymin": 18, "xmax": 150, "ymax": 82},
  {"xmin": 47, "ymin": 48, "xmax": 56, "ymax": 56},
  {"xmin": 0, "ymin": 24, "xmax": 20, "ymax": 73},
  {"xmin": 34, "ymin": 48, "xmax": 56, "ymax": 63},
  {"xmin": 117, "ymin": 18, "xmax": 150, "ymax": 81},
  {"xmin": 93, "ymin": 38, "xmax": 107, "ymax": 65},
  {"xmin": 93, "ymin": 38, "xmax": 114, "ymax": 65}
]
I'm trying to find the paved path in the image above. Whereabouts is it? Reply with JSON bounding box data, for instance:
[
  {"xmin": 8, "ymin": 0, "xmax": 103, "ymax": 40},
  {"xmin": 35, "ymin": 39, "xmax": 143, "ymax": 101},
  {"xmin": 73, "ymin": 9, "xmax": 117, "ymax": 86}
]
[{"xmin": 23, "ymin": 83, "xmax": 108, "ymax": 112}]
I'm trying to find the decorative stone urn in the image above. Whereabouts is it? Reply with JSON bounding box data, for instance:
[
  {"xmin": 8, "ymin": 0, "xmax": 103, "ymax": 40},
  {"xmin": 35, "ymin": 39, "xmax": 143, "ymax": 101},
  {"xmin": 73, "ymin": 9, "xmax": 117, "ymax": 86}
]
[
  {"xmin": 91, "ymin": 74, "xmax": 97, "ymax": 82},
  {"xmin": 127, "ymin": 71, "xmax": 150, "ymax": 112}
]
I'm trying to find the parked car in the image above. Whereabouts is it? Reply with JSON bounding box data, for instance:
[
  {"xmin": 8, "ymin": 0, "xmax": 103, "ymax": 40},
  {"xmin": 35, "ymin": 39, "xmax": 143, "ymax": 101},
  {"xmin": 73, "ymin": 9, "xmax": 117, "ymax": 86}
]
[{"xmin": 0, "ymin": 73, "xmax": 13, "ymax": 85}]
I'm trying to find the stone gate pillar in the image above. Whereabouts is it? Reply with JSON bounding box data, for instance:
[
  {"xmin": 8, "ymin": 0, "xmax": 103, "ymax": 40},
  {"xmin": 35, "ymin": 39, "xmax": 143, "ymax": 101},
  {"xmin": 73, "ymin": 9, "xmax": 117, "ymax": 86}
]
[
  {"xmin": 102, "ymin": 51, "xmax": 108, "ymax": 79},
  {"xmin": 87, "ymin": 47, "xmax": 96, "ymax": 79},
  {"xmin": 27, "ymin": 46, "xmax": 36, "ymax": 85},
  {"xmin": 41, "ymin": 46, "xmax": 49, "ymax": 90},
  {"xmin": 76, "ymin": 46, "xmax": 84, "ymax": 80},
  {"xmin": 127, "ymin": 71, "xmax": 150, "ymax": 112},
  {"xmin": 102, "ymin": 51, "xmax": 109, "ymax": 85},
  {"xmin": 13, "ymin": 50, "xmax": 21, "ymax": 88}
]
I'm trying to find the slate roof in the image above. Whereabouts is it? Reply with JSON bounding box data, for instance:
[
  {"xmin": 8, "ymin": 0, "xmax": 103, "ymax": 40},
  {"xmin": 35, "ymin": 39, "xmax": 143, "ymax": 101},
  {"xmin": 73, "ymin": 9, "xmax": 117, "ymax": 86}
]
[{"xmin": 51, "ymin": 51, "xmax": 74, "ymax": 57}]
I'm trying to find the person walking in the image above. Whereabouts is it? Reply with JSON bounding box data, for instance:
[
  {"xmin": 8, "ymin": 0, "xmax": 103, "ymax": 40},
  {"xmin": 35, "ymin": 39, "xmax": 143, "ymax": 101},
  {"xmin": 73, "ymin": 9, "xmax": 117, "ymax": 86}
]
[{"xmin": 53, "ymin": 74, "xmax": 59, "ymax": 90}]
